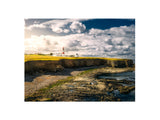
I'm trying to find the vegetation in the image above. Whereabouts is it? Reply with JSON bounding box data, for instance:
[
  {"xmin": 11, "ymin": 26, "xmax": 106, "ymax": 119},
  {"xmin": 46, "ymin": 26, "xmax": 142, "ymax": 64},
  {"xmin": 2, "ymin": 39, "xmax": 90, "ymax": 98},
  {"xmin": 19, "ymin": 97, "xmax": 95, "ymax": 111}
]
[
  {"xmin": 39, "ymin": 76, "xmax": 73, "ymax": 92},
  {"xmin": 25, "ymin": 54, "xmax": 127, "ymax": 62},
  {"xmin": 25, "ymin": 76, "xmax": 74, "ymax": 101},
  {"xmin": 25, "ymin": 67, "xmax": 135, "ymax": 101},
  {"xmin": 78, "ymin": 68, "xmax": 98, "ymax": 76}
]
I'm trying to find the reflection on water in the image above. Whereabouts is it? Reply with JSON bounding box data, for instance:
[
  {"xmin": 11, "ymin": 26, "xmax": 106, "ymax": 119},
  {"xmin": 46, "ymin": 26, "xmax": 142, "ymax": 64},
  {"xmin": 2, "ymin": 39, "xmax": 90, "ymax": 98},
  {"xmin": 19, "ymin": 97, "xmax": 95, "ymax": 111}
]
[{"xmin": 97, "ymin": 71, "xmax": 135, "ymax": 81}]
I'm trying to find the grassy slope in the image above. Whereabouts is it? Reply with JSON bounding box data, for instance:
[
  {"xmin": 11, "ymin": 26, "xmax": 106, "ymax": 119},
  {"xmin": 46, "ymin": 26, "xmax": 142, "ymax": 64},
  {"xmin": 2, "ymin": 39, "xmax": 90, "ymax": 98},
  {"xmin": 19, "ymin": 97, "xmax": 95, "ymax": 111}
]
[{"xmin": 25, "ymin": 54, "xmax": 127, "ymax": 62}]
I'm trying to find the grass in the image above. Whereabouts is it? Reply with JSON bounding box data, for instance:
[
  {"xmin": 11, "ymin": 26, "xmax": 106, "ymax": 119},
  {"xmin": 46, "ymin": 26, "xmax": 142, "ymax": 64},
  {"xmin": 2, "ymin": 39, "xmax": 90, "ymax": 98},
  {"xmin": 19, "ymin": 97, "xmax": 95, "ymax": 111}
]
[
  {"xmin": 78, "ymin": 68, "xmax": 98, "ymax": 76},
  {"xmin": 25, "ymin": 67, "xmax": 100, "ymax": 101},
  {"xmin": 39, "ymin": 76, "xmax": 73, "ymax": 92},
  {"xmin": 25, "ymin": 76, "xmax": 74, "ymax": 101},
  {"xmin": 25, "ymin": 54, "xmax": 127, "ymax": 62}
]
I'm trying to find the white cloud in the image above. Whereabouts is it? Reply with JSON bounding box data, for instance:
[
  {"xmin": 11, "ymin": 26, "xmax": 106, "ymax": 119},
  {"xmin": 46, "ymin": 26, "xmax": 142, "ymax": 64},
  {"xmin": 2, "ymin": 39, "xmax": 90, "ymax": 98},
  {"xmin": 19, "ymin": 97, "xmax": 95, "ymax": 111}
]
[
  {"xmin": 25, "ymin": 25, "xmax": 135, "ymax": 59},
  {"xmin": 25, "ymin": 24, "xmax": 46, "ymax": 30},
  {"xmin": 49, "ymin": 19, "xmax": 86, "ymax": 33},
  {"xmin": 69, "ymin": 21, "xmax": 86, "ymax": 33},
  {"xmin": 63, "ymin": 29, "xmax": 70, "ymax": 33},
  {"xmin": 112, "ymin": 37, "xmax": 123, "ymax": 45},
  {"xmin": 89, "ymin": 28, "xmax": 106, "ymax": 35},
  {"xmin": 50, "ymin": 25, "xmax": 63, "ymax": 33},
  {"xmin": 25, "ymin": 19, "xmax": 87, "ymax": 34}
]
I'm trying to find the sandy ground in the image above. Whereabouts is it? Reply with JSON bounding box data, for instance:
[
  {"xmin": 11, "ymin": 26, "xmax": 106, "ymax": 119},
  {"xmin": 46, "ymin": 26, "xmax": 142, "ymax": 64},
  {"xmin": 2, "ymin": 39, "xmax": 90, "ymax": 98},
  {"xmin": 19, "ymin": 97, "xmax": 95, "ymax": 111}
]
[{"xmin": 25, "ymin": 66, "xmax": 105, "ymax": 97}]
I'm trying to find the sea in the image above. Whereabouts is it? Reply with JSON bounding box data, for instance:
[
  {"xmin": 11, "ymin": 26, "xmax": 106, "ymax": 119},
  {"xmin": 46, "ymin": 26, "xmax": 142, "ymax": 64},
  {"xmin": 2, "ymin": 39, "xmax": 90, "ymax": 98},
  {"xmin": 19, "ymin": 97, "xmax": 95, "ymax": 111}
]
[
  {"xmin": 97, "ymin": 71, "xmax": 135, "ymax": 81},
  {"xmin": 97, "ymin": 71, "xmax": 135, "ymax": 101}
]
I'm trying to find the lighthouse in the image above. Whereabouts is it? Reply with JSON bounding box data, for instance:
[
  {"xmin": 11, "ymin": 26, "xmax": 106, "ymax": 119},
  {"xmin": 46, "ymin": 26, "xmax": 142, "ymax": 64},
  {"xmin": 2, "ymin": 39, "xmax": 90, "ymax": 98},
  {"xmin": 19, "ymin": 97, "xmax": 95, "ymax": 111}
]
[{"xmin": 62, "ymin": 47, "xmax": 65, "ymax": 56}]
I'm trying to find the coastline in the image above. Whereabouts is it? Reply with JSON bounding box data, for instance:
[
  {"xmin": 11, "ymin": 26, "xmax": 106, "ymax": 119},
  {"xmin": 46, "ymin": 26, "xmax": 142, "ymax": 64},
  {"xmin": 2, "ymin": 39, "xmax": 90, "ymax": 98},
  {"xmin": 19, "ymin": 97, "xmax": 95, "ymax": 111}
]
[{"xmin": 25, "ymin": 66, "xmax": 135, "ymax": 101}]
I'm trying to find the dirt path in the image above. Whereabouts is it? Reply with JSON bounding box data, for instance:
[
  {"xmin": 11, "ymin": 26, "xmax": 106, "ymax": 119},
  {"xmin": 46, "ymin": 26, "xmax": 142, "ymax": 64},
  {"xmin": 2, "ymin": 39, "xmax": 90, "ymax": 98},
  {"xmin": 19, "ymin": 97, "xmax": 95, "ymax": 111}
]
[{"xmin": 25, "ymin": 66, "xmax": 105, "ymax": 97}]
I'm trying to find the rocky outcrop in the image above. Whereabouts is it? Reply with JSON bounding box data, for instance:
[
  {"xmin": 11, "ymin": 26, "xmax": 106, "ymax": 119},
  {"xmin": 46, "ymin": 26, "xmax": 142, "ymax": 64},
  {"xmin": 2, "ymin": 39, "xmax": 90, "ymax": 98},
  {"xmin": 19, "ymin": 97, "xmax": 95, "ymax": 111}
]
[
  {"xmin": 126, "ymin": 60, "xmax": 134, "ymax": 67},
  {"xmin": 25, "ymin": 59, "xmax": 135, "ymax": 73},
  {"xmin": 105, "ymin": 60, "xmax": 134, "ymax": 68},
  {"xmin": 25, "ymin": 67, "xmax": 135, "ymax": 101},
  {"xmin": 25, "ymin": 60, "xmax": 63, "ymax": 73},
  {"xmin": 60, "ymin": 59, "xmax": 106, "ymax": 68}
]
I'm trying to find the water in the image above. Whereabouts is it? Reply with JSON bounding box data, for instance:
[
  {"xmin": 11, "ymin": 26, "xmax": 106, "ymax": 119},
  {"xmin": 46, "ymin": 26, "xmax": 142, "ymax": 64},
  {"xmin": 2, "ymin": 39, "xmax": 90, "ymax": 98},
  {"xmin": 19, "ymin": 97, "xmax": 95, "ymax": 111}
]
[
  {"xmin": 97, "ymin": 71, "xmax": 135, "ymax": 101},
  {"xmin": 97, "ymin": 71, "xmax": 135, "ymax": 81}
]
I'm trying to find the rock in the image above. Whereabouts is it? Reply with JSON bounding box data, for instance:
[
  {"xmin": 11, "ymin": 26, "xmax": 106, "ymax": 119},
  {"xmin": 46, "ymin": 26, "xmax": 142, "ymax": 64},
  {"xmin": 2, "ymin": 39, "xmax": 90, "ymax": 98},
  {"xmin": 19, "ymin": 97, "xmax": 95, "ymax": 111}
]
[
  {"xmin": 25, "ymin": 61, "xmax": 59, "ymax": 73},
  {"xmin": 119, "ymin": 86, "xmax": 135, "ymax": 94},
  {"xmin": 85, "ymin": 59, "xmax": 94, "ymax": 66},
  {"xmin": 105, "ymin": 60, "xmax": 114, "ymax": 67},
  {"xmin": 108, "ymin": 83, "xmax": 112, "ymax": 87},
  {"xmin": 127, "ymin": 60, "xmax": 134, "ymax": 67},
  {"xmin": 96, "ymin": 82, "xmax": 106, "ymax": 90},
  {"xmin": 90, "ymin": 82, "xmax": 94, "ymax": 85},
  {"xmin": 25, "ymin": 58, "xmax": 135, "ymax": 74},
  {"xmin": 110, "ymin": 87, "xmax": 114, "ymax": 91},
  {"xmin": 112, "ymin": 90, "xmax": 120, "ymax": 96},
  {"xmin": 62, "ymin": 59, "xmax": 75, "ymax": 68},
  {"xmin": 114, "ymin": 61, "xmax": 127, "ymax": 68},
  {"xmin": 56, "ymin": 65, "xmax": 64, "ymax": 71},
  {"xmin": 90, "ymin": 80, "xmax": 98, "ymax": 85}
]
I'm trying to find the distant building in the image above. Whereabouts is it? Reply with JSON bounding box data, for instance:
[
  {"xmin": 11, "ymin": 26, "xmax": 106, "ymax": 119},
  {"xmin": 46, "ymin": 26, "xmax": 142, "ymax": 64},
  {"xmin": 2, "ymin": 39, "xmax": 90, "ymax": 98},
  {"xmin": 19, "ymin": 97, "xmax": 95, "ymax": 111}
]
[{"xmin": 51, "ymin": 47, "xmax": 78, "ymax": 57}]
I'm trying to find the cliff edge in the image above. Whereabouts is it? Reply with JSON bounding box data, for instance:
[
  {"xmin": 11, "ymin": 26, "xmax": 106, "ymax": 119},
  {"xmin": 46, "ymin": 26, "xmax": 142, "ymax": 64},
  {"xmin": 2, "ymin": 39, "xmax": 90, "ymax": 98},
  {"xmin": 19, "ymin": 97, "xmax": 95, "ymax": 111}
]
[{"xmin": 25, "ymin": 58, "xmax": 134, "ymax": 73}]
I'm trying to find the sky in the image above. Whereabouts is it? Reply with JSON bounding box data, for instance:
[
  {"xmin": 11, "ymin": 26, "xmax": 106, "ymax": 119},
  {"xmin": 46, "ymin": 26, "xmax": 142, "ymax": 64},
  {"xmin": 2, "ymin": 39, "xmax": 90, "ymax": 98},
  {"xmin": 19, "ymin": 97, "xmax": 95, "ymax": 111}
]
[{"xmin": 24, "ymin": 19, "xmax": 135, "ymax": 59}]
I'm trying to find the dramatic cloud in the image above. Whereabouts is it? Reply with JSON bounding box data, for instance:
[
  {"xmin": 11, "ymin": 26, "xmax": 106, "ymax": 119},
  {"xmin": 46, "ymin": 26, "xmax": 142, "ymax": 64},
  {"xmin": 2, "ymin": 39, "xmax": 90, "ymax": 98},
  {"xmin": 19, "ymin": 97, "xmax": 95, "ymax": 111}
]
[
  {"xmin": 24, "ymin": 24, "xmax": 135, "ymax": 59},
  {"xmin": 70, "ymin": 21, "xmax": 86, "ymax": 33},
  {"xmin": 25, "ymin": 19, "xmax": 87, "ymax": 34}
]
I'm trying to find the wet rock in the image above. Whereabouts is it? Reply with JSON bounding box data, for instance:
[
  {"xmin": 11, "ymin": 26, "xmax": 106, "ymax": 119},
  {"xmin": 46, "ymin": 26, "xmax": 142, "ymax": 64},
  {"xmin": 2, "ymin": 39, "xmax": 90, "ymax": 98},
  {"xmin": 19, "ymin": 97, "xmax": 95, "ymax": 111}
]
[
  {"xmin": 112, "ymin": 90, "xmax": 120, "ymax": 96},
  {"xmin": 110, "ymin": 87, "xmax": 114, "ymax": 91},
  {"xmin": 119, "ymin": 86, "xmax": 135, "ymax": 94},
  {"xmin": 90, "ymin": 82, "xmax": 94, "ymax": 85},
  {"xmin": 106, "ymin": 91, "xmax": 111, "ymax": 95},
  {"xmin": 90, "ymin": 80, "xmax": 98, "ymax": 85}
]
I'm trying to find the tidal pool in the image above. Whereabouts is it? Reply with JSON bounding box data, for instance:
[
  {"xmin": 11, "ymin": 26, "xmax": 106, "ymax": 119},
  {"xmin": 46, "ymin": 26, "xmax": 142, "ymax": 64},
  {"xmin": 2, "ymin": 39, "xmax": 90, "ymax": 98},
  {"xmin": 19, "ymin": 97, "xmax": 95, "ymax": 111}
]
[{"xmin": 97, "ymin": 71, "xmax": 135, "ymax": 101}]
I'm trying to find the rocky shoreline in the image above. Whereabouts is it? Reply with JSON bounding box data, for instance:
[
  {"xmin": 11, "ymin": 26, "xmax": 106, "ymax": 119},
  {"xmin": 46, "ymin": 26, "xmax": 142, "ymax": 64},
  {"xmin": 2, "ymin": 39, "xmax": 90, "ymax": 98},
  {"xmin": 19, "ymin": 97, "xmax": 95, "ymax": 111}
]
[
  {"xmin": 25, "ymin": 65, "xmax": 105, "ymax": 97},
  {"xmin": 25, "ymin": 67, "xmax": 135, "ymax": 102}
]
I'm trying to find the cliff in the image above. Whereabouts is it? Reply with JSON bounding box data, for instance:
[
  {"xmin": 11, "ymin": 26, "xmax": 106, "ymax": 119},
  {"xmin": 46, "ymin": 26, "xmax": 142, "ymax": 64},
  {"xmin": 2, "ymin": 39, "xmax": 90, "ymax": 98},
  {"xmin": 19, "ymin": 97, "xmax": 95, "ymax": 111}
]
[{"xmin": 25, "ymin": 58, "xmax": 134, "ymax": 73}]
